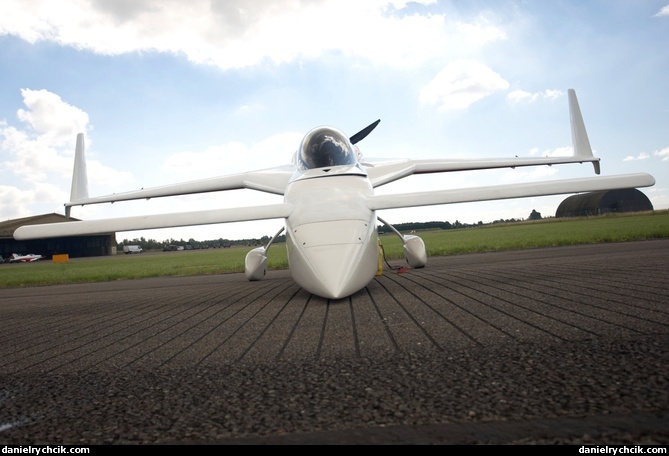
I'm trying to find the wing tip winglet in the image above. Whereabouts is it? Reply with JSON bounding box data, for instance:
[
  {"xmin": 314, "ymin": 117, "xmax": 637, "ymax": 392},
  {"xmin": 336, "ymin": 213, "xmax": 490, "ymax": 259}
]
[
  {"xmin": 568, "ymin": 89, "xmax": 599, "ymax": 174},
  {"xmin": 69, "ymin": 133, "xmax": 89, "ymax": 205},
  {"xmin": 568, "ymin": 89, "xmax": 594, "ymax": 157}
]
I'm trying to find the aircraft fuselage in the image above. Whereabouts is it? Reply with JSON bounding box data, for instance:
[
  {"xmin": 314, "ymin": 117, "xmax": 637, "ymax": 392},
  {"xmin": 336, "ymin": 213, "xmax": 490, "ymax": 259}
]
[{"xmin": 283, "ymin": 166, "xmax": 379, "ymax": 299}]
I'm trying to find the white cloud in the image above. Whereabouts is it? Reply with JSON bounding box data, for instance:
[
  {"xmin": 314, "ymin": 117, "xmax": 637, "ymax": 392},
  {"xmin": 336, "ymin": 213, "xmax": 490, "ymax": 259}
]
[
  {"xmin": 159, "ymin": 132, "xmax": 301, "ymax": 178},
  {"xmin": 0, "ymin": 185, "xmax": 36, "ymax": 212},
  {"xmin": 507, "ymin": 89, "xmax": 563, "ymax": 103},
  {"xmin": 654, "ymin": 146, "xmax": 669, "ymax": 161},
  {"xmin": 0, "ymin": 0, "xmax": 507, "ymax": 70},
  {"xmin": 1, "ymin": 123, "xmax": 73, "ymax": 182},
  {"xmin": 623, "ymin": 147, "xmax": 669, "ymax": 162},
  {"xmin": 0, "ymin": 88, "xmax": 132, "ymax": 219},
  {"xmin": 455, "ymin": 18, "xmax": 507, "ymax": 46},
  {"xmin": 500, "ymin": 165, "xmax": 560, "ymax": 182},
  {"xmin": 543, "ymin": 146, "xmax": 574, "ymax": 157},
  {"xmin": 623, "ymin": 152, "xmax": 651, "ymax": 161},
  {"xmin": 419, "ymin": 60, "xmax": 509, "ymax": 111},
  {"xmin": 16, "ymin": 89, "xmax": 89, "ymax": 146},
  {"xmin": 654, "ymin": 4, "xmax": 669, "ymax": 17}
]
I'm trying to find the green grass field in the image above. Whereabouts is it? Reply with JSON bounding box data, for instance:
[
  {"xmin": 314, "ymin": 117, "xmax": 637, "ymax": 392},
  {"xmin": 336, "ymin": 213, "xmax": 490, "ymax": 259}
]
[{"xmin": 1, "ymin": 211, "xmax": 667, "ymax": 288}]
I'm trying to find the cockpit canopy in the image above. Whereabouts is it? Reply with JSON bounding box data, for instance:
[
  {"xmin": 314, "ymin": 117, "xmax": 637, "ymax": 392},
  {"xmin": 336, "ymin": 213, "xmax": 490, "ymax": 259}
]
[{"xmin": 295, "ymin": 127, "xmax": 359, "ymax": 171}]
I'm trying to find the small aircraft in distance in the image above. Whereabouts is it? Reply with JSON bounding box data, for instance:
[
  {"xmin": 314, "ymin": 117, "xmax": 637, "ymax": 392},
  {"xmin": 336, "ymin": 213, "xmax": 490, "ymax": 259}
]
[
  {"xmin": 14, "ymin": 89, "xmax": 655, "ymax": 299},
  {"xmin": 7, "ymin": 253, "xmax": 44, "ymax": 263}
]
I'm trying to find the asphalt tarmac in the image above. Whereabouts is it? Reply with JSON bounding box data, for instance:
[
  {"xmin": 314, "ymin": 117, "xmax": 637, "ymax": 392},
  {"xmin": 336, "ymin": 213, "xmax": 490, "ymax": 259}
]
[{"xmin": 0, "ymin": 240, "xmax": 667, "ymax": 445}]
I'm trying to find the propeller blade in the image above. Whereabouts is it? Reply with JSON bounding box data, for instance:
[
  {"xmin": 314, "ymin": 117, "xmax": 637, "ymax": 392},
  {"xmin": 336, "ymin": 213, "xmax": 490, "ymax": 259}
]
[{"xmin": 350, "ymin": 119, "xmax": 380, "ymax": 144}]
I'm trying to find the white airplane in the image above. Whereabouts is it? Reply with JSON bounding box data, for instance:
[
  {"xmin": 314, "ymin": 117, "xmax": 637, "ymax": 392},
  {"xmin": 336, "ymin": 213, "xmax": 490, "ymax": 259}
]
[
  {"xmin": 14, "ymin": 89, "xmax": 655, "ymax": 299},
  {"xmin": 7, "ymin": 253, "xmax": 44, "ymax": 263}
]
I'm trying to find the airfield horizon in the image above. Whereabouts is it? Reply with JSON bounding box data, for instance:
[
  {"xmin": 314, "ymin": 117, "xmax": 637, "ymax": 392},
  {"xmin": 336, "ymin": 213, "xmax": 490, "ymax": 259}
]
[{"xmin": 1, "ymin": 211, "xmax": 667, "ymax": 289}]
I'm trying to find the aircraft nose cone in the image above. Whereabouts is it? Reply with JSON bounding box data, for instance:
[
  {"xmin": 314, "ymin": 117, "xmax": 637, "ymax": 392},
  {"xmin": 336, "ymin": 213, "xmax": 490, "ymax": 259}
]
[
  {"xmin": 292, "ymin": 243, "xmax": 378, "ymax": 300},
  {"xmin": 287, "ymin": 219, "xmax": 378, "ymax": 299}
]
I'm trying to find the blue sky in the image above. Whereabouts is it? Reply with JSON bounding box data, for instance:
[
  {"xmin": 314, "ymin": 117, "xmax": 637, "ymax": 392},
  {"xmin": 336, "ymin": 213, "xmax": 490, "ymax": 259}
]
[{"xmin": 1, "ymin": 0, "xmax": 667, "ymax": 243}]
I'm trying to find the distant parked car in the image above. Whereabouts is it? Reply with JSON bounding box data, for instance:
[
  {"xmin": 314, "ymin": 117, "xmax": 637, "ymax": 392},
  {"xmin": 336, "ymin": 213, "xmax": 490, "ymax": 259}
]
[{"xmin": 162, "ymin": 245, "xmax": 179, "ymax": 252}]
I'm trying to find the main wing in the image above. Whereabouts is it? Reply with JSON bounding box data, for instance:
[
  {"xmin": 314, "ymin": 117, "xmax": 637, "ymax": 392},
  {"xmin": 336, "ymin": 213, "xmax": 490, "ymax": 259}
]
[
  {"xmin": 14, "ymin": 203, "xmax": 293, "ymax": 239},
  {"xmin": 67, "ymin": 133, "xmax": 294, "ymax": 209},
  {"xmin": 367, "ymin": 173, "xmax": 655, "ymax": 211},
  {"xmin": 69, "ymin": 167, "xmax": 295, "ymax": 207},
  {"xmin": 365, "ymin": 89, "xmax": 599, "ymax": 187},
  {"xmin": 365, "ymin": 89, "xmax": 654, "ymax": 211},
  {"xmin": 13, "ymin": 133, "xmax": 297, "ymax": 240}
]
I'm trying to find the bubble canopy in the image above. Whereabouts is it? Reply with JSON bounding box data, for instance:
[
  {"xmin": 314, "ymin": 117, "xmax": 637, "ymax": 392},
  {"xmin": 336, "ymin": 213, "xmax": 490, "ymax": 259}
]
[{"xmin": 295, "ymin": 127, "xmax": 358, "ymax": 171}]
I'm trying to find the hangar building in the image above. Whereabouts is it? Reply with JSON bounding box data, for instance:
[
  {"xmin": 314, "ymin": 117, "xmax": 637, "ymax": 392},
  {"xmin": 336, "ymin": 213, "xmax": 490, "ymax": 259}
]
[
  {"xmin": 0, "ymin": 213, "xmax": 116, "ymax": 261},
  {"xmin": 556, "ymin": 188, "xmax": 653, "ymax": 218}
]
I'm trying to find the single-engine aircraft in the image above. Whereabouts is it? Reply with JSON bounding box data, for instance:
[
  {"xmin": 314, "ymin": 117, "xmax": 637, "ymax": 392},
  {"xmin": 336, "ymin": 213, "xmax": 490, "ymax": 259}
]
[
  {"xmin": 14, "ymin": 89, "xmax": 655, "ymax": 299},
  {"xmin": 7, "ymin": 253, "xmax": 44, "ymax": 263}
]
